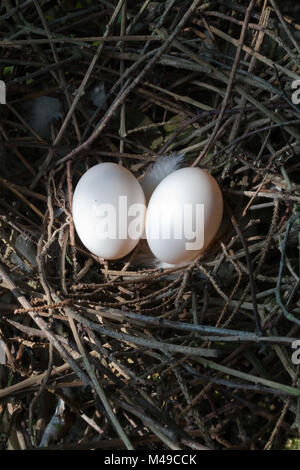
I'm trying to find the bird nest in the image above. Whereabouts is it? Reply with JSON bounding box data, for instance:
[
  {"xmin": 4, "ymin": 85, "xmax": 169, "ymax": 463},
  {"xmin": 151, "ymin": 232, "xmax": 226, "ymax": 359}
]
[{"xmin": 0, "ymin": 0, "xmax": 300, "ymax": 451}]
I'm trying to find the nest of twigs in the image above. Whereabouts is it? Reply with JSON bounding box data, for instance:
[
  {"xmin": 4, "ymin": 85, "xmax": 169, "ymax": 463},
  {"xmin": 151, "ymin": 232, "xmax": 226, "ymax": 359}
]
[{"xmin": 0, "ymin": 0, "xmax": 300, "ymax": 451}]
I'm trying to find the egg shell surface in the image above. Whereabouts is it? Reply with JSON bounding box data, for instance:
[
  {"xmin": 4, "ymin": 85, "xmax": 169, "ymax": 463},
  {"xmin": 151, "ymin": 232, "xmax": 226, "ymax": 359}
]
[
  {"xmin": 145, "ymin": 167, "xmax": 223, "ymax": 264},
  {"xmin": 72, "ymin": 163, "xmax": 146, "ymax": 259}
]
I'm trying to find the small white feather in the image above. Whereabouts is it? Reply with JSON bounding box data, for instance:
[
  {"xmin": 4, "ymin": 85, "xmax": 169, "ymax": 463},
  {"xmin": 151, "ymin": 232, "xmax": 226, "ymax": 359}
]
[
  {"xmin": 134, "ymin": 153, "xmax": 186, "ymax": 269},
  {"xmin": 25, "ymin": 96, "xmax": 62, "ymax": 138},
  {"xmin": 89, "ymin": 81, "xmax": 106, "ymax": 108},
  {"xmin": 39, "ymin": 398, "xmax": 66, "ymax": 447},
  {"xmin": 141, "ymin": 153, "xmax": 185, "ymax": 201}
]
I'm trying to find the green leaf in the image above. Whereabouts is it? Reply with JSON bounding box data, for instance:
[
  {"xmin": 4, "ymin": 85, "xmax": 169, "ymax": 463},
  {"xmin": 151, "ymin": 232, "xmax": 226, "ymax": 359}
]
[{"xmin": 3, "ymin": 66, "xmax": 14, "ymax": 76}]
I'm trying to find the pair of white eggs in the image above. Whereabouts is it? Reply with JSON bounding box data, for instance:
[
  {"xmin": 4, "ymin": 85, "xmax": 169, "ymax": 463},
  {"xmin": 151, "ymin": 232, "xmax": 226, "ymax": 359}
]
[{"xmin": 72, "ymin": 162, "xmax": 223, "ymax": 265}]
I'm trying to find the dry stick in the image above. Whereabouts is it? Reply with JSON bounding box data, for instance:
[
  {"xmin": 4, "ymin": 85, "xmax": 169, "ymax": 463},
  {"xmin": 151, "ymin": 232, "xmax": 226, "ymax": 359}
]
[
  {"xmin": 31, "ymin": 11, "xmax": 81, "ymax": 138},
  {"xmin": 5, "ymin": 318, "xmax": 66, "ymax": 339},
  {"xmin": 227, "ymin": 188, "xmax": 300, "ymax": 203},
  {"xmin": 216, "ymin": 0, "xmax": 300, "ymax": 31},
  {"xmin": 30, "ymin": 0, "xmax": 82, "ymax": 190},
  {"xmin": 141, "ymin": 0, "xmax": 178, "ymax": 55},
  {"xmin": 54, "ymin": 6, "xmax": 111, "ymax": 33},
  {"xmin": 28, "ymin": 343, "xmax": 53, "ymax": 447},
  {"xmin": 80, "ymin": 48, "xmax": 164, "ymax": 141},
  {"xmin": 0, "ymin": 177, "xmax": 47, "ymax": 202},
  {"xmin": 208, "ymin": 24, "xmax": 299, "ymax": 81},
  {"xmin": 226, "ymin": 202, "xmax": 263, "ymax": 338},
  {"xmin": 0, "ymin": 209, "xmax": 40, "ymax": 235},
  {"xmin": 0, "ymin": 262, "xmax": 90, "ymax": 388},
  {"xmin": 195, "ymin": 357, "xmax": 300, "ymax": 398},
  {"xmin": 45, "ymin": 386, "xmax": 105, "ymax": 436},
  {"xmin": 192, "ymin": 0, "xmax": 257, "ymax": 167},
  {"xmin": 54, "ymin": 0, "xmax": 204, "ymax": 168},
  {"xmin": 52, "ymin": 294, "xmax": 220, "ymax": 358},
  {"xmin": 0, "ymin": 178, "xmax": 44, "ymax": 220},
  {"xmin": 212, "ymin": 119, "xmax": 300, "ymax": 161},
  {"xmin": 0, "ymin": 36, "xmax": 162, "ymax": 47},
  {"xmin": 119, "ymin": 0, "xmax": 127, "ymax": 161},
  {"xmin": 116, "ymin": 399, "xmax": 182, "ymax": 450},
  {"xmin": 6, "ymin": 103, "xmax": 45, "ymax": 142},
  {"xmin": 66, "ymin": 161, "xmax": 78, "ymax": 281},
  {"xmin": 276, "ymin": 213, "xmax": 300, "ymax": 327},
  {"xmin": 32, "ymin": 1, "xmax": 79, "ymax": 124},
  {"xmin": 264, "ymin": 396, "xmax": 291, "ymax": 450},
  {"xmin": 30, "ymin": 0, "xmax": 126, "ymax": 190},
  {"xmin": 215, "ymin": 243, "xmax": 242, "ymax": 327},
  {"xmin": 223, "ymin": 199, "xmax": 279, "ymax": 330},
  {"xmin": 67, "ymin": 311, "xmax": 134, "ymax": 450},
  {"xmin": 36, "ymin": 204, "xmax": 53, "ymax": 306},
  {"xmin": 269, "ymin": 0, "xmax": 300, "ymax": 57},
  {"xmin": 158, "ymin": 104, "xmax": 288, "ymax": 155},
  {"xmin": 203, "ymin": 10, "xmax": 300, "ymax": 68},
  {"xmin": 229, "ymin": 0, "xmax": 269, "ymax": 146},
  {"xmin": 0, "ymin": 0, "xmax": 32, "ymax": 22},
  {"xmin": 8, "ymin": 53, "xmax": 81, "ymax": 85},
  {"xmin": 264, "ymin": 364, "xmax": 300, "ymax": 450},
  {"xmin": 84, "ymin": 307, "xmax": 297, "ymax": 344},
  {"xmin": 0, "ymin": 361, "xmax": 76, "ymax": 400},
  {"xmin": 126, "ymin": 0, "xmax": 152, "ymax": 35},
  {"xmin": 60, "ymin": 227, "xmax": 69, "ymax": 294}
]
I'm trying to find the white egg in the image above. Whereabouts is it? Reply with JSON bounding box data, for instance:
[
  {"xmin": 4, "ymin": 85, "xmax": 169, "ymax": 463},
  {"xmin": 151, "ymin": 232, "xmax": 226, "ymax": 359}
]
[
  {"xmin": 72, "ymin": 162, "xmax": 146, "ymax": 259},
  {"xmin": 145, "ymin": 167, "xmax": 223, "ymax": 265}
]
